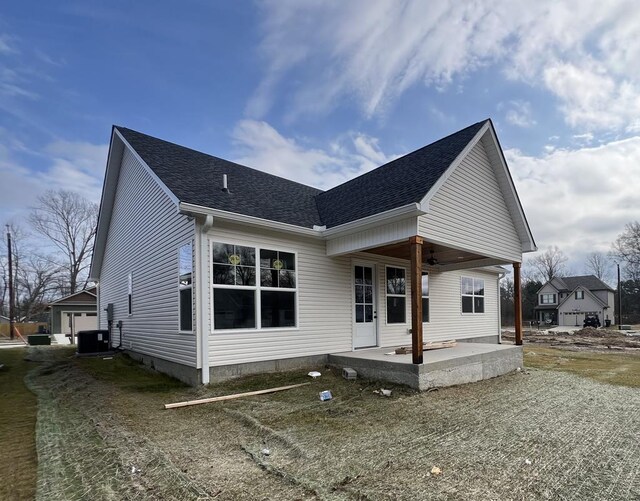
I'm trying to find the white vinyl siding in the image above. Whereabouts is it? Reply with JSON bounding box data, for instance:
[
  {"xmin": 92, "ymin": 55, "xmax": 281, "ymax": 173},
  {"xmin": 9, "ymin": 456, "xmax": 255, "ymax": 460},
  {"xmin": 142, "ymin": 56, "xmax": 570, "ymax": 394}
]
[
  {"xmin": 206, "ymin": 222, "xmax": 352, "ymax": 367},
  {"xmin": 418, "ymin": 140, "xmax": 522, "ymax": 262},
  {"xmin": 326, "ymin": 218, "xmax": 418, "ymax": 256},
  {"xmin": 98, "ymin": 146, "xmax": 196, "ymax": 367}
]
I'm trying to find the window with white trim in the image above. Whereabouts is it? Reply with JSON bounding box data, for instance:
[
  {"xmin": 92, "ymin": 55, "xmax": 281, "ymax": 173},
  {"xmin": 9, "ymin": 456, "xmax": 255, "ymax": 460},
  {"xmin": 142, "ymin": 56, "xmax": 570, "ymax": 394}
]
[
  {"xmin": 386, "ymin": 267, "xmax": 406, "ymax": 323},
  {"xmin": 422, "ymin": 272, "xmax": 429, "ymax": 323},
  {"xmin": 461, "ymin": 277, "xmax": 484, "ymax": 313},
  {"xmin": 179, "ymin": 243, "xmax": 193, "ymax": 332},
  {"xmin": 212, "ymin": 242, "xmax": 296, "ymax": 330},
  {"xmin": 127, "ymin": 272, "xmax": 132, "ymax": 315},
  {"xmin": 540, "ymin": 293, "xmax": 556, "ymax": 304},
  {"xmin": 575, "ymin": 290, "xmax": 584, "ymax": 300}
]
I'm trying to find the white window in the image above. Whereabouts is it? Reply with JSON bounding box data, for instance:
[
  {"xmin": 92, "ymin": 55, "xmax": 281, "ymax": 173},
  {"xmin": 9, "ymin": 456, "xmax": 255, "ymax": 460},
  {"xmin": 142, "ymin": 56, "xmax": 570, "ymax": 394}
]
[
  {"xmin": 127, "ymin": 273, "xmax": 132, "ymax": 315},
  {"xmin": 461, "ymin": 277, "xmax": 484, "ymax": 314},
  {"xmin": 540, "ymin": 293, "xmax": 556, "ymax": 304},
  {"xmin": 212, "ymin": 242, "xmax": 296, "ymax": 330},
  {"xmin": 422, "ymin": 272, "xmax": 429, "ymax": 323},
  {"xmin": 386, "ymin": 267, "xmax": 406, "ymax": 324},
  {"xmin": 575, "ymin": 290, "xmax": 584, "ymax": 300},
  {"xmin": 179, "ymin": 243, "xmax": 193, "ymax": 332}
]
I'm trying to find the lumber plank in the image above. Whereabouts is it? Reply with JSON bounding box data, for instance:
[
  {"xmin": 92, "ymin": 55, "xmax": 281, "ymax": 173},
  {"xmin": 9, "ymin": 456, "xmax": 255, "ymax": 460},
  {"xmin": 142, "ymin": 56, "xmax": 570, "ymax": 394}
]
[{"xmin": 164, "ymin": 382, "xmax": 311, "ymax": 409}]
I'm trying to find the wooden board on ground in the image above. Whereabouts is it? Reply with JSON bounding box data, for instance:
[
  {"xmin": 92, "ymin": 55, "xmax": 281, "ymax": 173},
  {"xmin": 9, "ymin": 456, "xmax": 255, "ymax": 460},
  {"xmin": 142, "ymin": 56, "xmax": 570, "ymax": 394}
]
[
  {"xmin": 164, "ymin": 382, "xmax": 311, "ymax": 409},
  {"xmin": 394, "ymin": 340, "xmax": 457, "ymax": 355}
]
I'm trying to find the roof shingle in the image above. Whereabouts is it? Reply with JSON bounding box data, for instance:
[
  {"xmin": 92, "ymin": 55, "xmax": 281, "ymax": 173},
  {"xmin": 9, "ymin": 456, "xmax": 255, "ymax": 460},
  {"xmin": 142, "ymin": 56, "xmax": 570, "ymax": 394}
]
[{"xmin": 116, "ymin": 120, "xmax": 489, "ymax": 229}]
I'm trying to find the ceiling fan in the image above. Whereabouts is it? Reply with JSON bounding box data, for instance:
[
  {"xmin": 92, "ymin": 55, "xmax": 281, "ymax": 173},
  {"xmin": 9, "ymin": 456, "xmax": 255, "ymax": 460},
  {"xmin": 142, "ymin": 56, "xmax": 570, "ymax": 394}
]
[{"xmin": 426, "ymin": 249, "xmax": 438, "ymax": 266}]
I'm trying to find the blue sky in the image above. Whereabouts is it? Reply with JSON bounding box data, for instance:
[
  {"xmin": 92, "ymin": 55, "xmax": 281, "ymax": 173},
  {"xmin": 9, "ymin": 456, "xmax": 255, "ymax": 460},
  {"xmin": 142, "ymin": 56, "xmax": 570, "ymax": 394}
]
[{"xmin": 1, "ymin": 1, "xmax": 639, "ymax": 276}]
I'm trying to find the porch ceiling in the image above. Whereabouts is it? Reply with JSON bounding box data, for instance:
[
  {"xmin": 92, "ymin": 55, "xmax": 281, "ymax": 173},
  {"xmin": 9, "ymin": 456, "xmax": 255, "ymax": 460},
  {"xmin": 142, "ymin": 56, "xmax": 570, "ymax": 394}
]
[{"xmin": 364, "ymin": 240, "xmax": 498, "ymax": 268}]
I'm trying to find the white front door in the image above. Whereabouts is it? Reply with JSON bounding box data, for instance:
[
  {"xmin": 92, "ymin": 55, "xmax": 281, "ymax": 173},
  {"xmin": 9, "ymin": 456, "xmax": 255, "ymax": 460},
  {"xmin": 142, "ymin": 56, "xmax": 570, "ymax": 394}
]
[{"xmin": 354, "ymin": 264, "xmax": 377, "ymax": 348}]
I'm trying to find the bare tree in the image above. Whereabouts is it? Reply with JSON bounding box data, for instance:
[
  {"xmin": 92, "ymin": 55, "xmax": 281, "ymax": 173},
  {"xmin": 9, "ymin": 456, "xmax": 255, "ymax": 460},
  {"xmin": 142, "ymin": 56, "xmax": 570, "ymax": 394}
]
[
  {"xmin": 29, "ymin": 190, "xmax": 98, "ymax": 294},
  {"xmin": 585, "ymin": 252, "xmax": 610, "ymax": 282},
  {"xmin": 612, "ymin": 221, "xmax": 640, "ymax": 279},
  {"xmin": 16, "ymin": 254, "xmax": 60, "ymax": 320},
  {"xmin": 529, "ymin": 246, "xmax": 568, "ymax": 283}
]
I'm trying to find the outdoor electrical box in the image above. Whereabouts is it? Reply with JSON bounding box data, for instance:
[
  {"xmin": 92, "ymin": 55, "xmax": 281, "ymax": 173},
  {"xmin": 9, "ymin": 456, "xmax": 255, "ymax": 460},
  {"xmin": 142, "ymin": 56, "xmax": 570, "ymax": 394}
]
[
  {"xmin": 105, "ymin": 303, "xmax": 114, "ymax": 322},
  {"xmin": 77, "ymin": 330, "xmax": 110, "ymax": 355}
]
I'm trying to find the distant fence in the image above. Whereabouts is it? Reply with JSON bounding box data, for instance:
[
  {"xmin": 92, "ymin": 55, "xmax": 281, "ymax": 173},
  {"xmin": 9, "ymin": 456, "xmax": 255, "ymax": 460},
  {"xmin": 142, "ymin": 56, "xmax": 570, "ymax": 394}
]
[{"xmin": 0, "ymin": 322, "xmax": 49, "ymax": 337}]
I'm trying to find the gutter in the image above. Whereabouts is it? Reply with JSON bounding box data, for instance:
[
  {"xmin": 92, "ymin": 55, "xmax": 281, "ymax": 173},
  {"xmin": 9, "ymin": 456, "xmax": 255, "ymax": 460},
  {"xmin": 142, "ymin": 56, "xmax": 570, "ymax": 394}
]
[{"xmin": 179, "ymin": 201, "xmax": 425, "ymax": 240}]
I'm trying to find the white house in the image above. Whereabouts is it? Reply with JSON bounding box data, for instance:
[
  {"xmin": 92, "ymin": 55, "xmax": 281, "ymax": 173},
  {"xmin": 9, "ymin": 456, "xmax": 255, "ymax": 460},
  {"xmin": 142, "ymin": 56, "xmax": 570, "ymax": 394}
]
[
  {"xmin": 89, "ymin": 119, "xmax": 536, "ymax": 386},
  {"xmin": 534, "ymin": 276, "xmax": 615, "ymax": 327}
]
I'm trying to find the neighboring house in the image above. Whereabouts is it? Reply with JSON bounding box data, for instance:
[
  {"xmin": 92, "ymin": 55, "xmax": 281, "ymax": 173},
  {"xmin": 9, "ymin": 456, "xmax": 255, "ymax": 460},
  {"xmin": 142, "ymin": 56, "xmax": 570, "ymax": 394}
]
[
  {"xmin": 89, "ymin": 119, "xmax": 536, "ymax": 385},
  {"xmin": 534, "ymin": 276, "xmax": 615, "ymax": 326},
  {"xmin": 48, "ymin": 287, "xmax": 98, "ymax": 343}
]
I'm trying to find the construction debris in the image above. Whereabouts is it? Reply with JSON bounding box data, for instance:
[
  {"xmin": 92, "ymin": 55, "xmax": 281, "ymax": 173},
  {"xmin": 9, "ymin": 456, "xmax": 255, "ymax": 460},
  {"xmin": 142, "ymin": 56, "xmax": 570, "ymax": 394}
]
[
  {"xmin": 373, "ymin": 389, "xmax": 392, "ymax": 397},
  {"xmin": 342, "ymin": 367, "xmax": 357, "ymax": 380},
  {"xmin": 319, "ymin": 390, "xmax": 333, "ymax": 401},
  {"xmin": 164, "ymin": 382, "xmax": 311, "ymax": 409},
  {"xmin": 307, "ymin": 371, "xmax": 321, "ymax": 378},
  {"xmin": 393, "ymin": 340, "xmax": 457, "ymax": 355},
  {"xmin": 431, "ymin": 466, "xmax": 442, "ymax": 476}
]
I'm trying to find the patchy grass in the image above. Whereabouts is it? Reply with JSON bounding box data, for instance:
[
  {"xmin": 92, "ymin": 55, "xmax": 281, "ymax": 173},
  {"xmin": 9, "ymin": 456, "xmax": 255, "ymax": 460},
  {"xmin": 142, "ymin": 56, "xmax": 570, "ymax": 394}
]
[
  {"xmin": 0, "ymin": 348, "xmax": 37, "ymax": 501},
  {"xmin": 74, "ymin": 351, "xmax": 187, "ymax": 393},
  {"xmin": 524, "ymin": 346, "xmax": 640, "ymax": 388},
  {"xmin": 16, "ymin": 347, "xmax": 640, "ymax": 500}
]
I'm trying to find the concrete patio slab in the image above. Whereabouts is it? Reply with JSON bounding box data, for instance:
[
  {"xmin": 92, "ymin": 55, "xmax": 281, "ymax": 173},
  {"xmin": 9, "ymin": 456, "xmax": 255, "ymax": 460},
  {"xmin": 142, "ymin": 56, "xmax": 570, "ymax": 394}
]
[{"xmin": 329, "ymin": 343, "xmax": 523, "ymax": 390}]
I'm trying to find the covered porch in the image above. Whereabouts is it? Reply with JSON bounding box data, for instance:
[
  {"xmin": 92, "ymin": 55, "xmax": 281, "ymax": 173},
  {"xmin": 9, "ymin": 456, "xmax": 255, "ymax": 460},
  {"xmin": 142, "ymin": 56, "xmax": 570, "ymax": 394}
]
[
  {"xmin": 329, "ymin": 342, "xmax": 523, "ymax": 390},
  {"xmin": 347, "ymin": 234, "xmax": 525, "ymax": 364}
]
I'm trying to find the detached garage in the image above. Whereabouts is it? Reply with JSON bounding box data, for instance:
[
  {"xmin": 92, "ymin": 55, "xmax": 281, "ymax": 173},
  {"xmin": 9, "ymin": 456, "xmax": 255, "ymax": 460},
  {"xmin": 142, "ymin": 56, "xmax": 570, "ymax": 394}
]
[{"xmin": 49, "ymin": 287, "xmax": 98, "ymax": 344}]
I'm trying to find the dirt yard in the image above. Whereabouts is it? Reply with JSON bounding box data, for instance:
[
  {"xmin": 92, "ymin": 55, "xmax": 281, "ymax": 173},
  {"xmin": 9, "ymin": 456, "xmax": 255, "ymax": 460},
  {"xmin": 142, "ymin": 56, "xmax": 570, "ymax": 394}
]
[
  {"xmin": 502, "ymin": 326, "xmax": 640, "ymax": 351},
  {"xmin": 2, "ymin": 344, "xmax": 639, "ymax": 500}
]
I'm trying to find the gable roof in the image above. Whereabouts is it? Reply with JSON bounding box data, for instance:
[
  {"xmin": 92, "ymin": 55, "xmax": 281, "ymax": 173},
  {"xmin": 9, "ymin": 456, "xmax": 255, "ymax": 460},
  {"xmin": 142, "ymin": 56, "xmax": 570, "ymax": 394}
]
[
  {"xmin": 315, "ymin": 121, "xmax": 487, "ymax": 227},
  {"xmin": 116, "ymin": 121, "xmax": 494, "ymax": 230},
  {"xmin": 557, "ymin": 284, "xmax": 608, "ymax": 309},
  {"xmin": 540, "ymin": 275, "xmax": 614, "ymax": 294},
  {"xmin": 92, "ymin": 119, "xmax": 536, "ymax": 280},
  {"xmin": 116, "ymin": 127, "xmax": 324, "ymax": 228},
  {"xmin": 48, "ymin": 287, "xmax": 97, "ymax": 306}
]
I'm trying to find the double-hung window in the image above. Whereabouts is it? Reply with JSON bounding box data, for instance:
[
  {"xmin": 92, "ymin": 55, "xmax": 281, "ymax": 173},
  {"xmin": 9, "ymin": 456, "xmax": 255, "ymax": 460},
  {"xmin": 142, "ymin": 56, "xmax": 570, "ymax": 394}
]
[
  {"xmin": 575, "ymin": 290, "xmax": 584, "ymax": 300},
  {"xmin": 179, "ymin": 243, "xmax": 193, "ymax": 332},
  {"xmin": 386, "ymin": 267, "xmax": 406, "ymax": 323},
  {"xmin": 259, "ymin": 249, "xmax": 296, "ymax": 328},
  {"xmin": 461, "ymin": 277, "xmax": 484, "ymax": 313},
  {"xmin": 212, "ymin": 242, "xmax": 297, "ymax": 330},
  {"xmin": 540, "ymin": 293, "xmax": 556, "ymax": 304}
]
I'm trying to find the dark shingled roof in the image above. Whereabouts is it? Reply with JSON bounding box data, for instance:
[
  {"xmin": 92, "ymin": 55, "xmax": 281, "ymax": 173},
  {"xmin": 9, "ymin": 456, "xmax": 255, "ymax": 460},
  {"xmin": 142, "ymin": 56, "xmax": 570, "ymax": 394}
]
[
  {"xmin": 116, "ymin": 120, "xmax": 488, "ymax": 229},
  {"xmin": 315, "ymin": 120, "xmax": 487, "ymax": 227},
  {"xmin": 116, "ymin": 127, "xmax": 324, "ymax": 228},
  {"xmin": 558, "ymin": 275, "xmax": 614, "ymax": 292}
]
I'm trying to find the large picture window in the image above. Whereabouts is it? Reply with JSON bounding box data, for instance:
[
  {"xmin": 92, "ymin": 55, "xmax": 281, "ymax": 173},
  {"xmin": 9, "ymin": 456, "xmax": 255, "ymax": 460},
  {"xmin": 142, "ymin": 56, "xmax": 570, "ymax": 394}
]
[
  {"xmin": 422, "ymin": 272, "xmax": 429, "ymax": 323},
  {"xmin": 179, "ymin": 243, "xmax": 193, "ymax": 332},
  {"xmin": 461, "ymin": 277, "xmax": 484, "ymax": 314},
  {"xmin": 212, "ymin": 242, "xmax": 296, "ymax": 330},
  {"xmin": 386, "ymin": 267, "xmax": 406, "ymax": 324}
]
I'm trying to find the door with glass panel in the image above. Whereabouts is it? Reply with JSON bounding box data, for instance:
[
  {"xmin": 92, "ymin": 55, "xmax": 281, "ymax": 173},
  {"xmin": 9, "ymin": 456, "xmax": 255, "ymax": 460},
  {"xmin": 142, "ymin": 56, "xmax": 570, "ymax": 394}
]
[{"xmin": 354, "ymin": 265, "xmax": 377, "ymax": 348}]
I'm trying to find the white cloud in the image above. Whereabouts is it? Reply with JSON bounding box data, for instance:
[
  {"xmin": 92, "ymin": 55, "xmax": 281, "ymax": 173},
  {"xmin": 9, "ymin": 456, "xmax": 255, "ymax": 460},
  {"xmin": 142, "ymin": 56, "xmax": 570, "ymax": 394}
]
[
  {"xmin": 252, "ymin": 0, "xmax": 640, "ymax": 132},
  {"xmin": 0, "ymin": 134, "xmax": 107, "ymax": 223},
  {"xmin": 506, "ymin": 135, "xmax": 640, "ymax": 270},
  {"xmin": 231, "ymin": 119, "xmax": 396, "ymax": 190},
  {"xmin": 502, "ymin": 100, "xmax": 536, "ymax": 128}
]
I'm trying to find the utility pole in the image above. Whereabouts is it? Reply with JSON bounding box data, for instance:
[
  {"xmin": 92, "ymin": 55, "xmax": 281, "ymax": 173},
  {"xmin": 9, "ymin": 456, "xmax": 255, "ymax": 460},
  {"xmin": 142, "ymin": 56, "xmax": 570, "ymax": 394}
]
[
  {"xmin": 6, "ymin": 225, "xmax": 15, "ymax": 340},
  {"xmin": 617, "ymin": 262, "xmax": 622, "ymax": 330}
]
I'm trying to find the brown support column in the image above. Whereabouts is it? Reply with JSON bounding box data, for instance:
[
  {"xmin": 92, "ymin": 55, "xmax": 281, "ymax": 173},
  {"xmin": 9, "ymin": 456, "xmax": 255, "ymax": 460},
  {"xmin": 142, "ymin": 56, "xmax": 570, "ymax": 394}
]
[
  {"xmin": 410, "ymin": 236, "xmax": 424, "ymax": 364},
  {"xmin": 513, "ymin": 262, "xmax": 523, "ymax": 346}
]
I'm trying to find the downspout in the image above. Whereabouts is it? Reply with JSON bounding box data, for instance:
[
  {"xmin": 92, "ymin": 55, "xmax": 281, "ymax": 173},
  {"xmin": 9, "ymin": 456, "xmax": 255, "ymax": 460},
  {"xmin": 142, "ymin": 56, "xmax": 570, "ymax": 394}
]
[
  {"xmin": 498, "ymin": 271, "xmax": 505, "ymax": 343},
  {"xmin": 198, "ymin": 215, "xmax": 213, "ymax": 384}
]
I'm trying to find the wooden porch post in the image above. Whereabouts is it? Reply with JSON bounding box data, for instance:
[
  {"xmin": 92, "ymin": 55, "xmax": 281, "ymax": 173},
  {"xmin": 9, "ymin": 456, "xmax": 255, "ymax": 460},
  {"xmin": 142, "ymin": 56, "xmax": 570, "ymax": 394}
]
[
  {"xmin": 513, "ymin": 262, "xmax": 523, "ymax": 345},
  {"xmin": 410, "ymin": 236, "xmax": 423, "ymax": 364}
]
